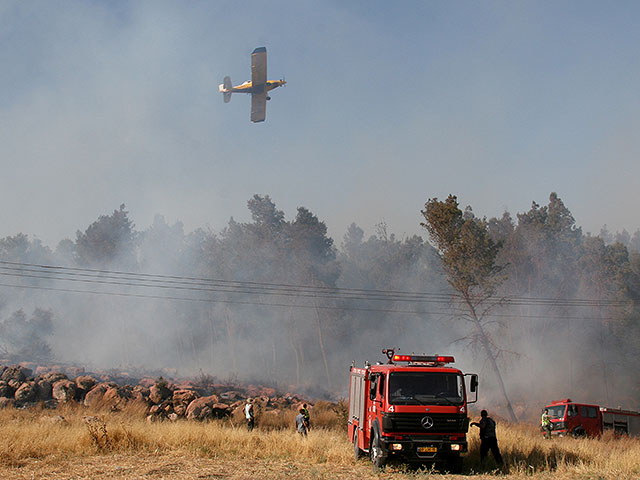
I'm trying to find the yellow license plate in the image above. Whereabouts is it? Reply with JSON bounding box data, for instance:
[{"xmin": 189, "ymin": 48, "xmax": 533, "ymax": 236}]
[{"xmin": 417, "ymin": 446, "xmax": 437, "ymax": 453}]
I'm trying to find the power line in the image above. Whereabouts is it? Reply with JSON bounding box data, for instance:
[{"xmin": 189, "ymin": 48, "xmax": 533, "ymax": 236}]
[
  {"xmin": 0, "ymin": 281, "xmax": 453, "ymax": 316},
  {"xmin": 0, "ymin": 260, "xmax": 631, "ymax": 308},
  {"xmin": 0, "ymin": 265, "xmax": 456, "ymax": 304},
  {"xmin": 0, "ymin": 280, "xmax": 619, "ymax": 321},
  {"xmin": 0, "ymin": 261, "xmax": 455, "ymax": 302},
  {"xmin": 0, "ymin": 260, "xmax": 630, "ymax": 320}
]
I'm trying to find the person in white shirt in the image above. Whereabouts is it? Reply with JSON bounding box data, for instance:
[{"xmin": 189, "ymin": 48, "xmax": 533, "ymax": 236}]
[{"xmin": 244, "ymin": 398, "xmax": 255, "ymax": 431}]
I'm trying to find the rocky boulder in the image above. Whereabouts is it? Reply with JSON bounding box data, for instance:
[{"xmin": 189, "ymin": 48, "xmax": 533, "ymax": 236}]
[
  {"xmin": 185, "ymin": 395, "xmax": 226, "ymax": 421},
  {"xmin": 131, "ymin": 385, "xmax": 150, "ymax": 403},
  {"xmin": 187, "ymin": 403, "xmax": 212, "ymax": 421},
  {"xmin": 34, "ymin": 379, "xmax": 53, "ymax": 401},
  {"xmin": 149, "ymin": 383, "xmax": 172, "ymax": 404},
  {"xmin": 219, "ymin": 390, "xmax": 243, "ymax": 402},
  {"xmin": 247, "ymin": 386, "xmax": 276, "ymax": 398},
  {"xmin": 84, "ymin": 383, "xmax": 115, "ymax": 408},
  {"xmin": 15, "ymin": 382, "xmax": 37, "ymax": 403},
  {"xmin": 102, "ymin": 385, "xmax": 132, "ymax": 409},
  {"xmin": 2, "ymin": 365, "xmax": 31, "ymax": 383},
  {"xmin": 0, "ymin": 397, "xmax": 15, "ymax": 409},
  {"xmin": 7, "ymin": 379, "xmax": 22, "ymax": 391},
  {"xmin": 75, "ymin": 375, "xmax": 96, "ymax": 392},
  {"xmin": 52, "ymin": 379, "xmax": 77, "ymax": 402},
  {"xmin": 172, "ymin": 389, "xmax": 199, "ymax": 416},
  {"xmin": 147, "ymin": 399, "xmax": 173, "ymax": 420},
  {"xmin": 41, "ymin": 372, "xmax": 68, "ymax": 384},
  {"xmin": 211, "ymin": 403, "xmax": 231, "ymax": 418},
  {"xmin": 162, "ymin": 400, "xmax": 174, "ymax": 414},
  {"xmin": 0, "ymin": 380, "xmax": 14, "ymax": 398}
]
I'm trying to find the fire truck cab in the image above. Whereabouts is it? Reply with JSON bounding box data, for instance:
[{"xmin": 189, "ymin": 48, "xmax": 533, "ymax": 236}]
[
  {"xmin": 348, "ymin": 349, "xmax": 478, "ymax": 472},
  {"xmin": 543, "ymin": 398, "xmax": 640, "ymax": 438}
]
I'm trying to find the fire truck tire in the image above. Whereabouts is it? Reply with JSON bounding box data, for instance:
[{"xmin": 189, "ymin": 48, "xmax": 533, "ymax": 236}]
[
  {"xmin": 353, "ymin": 430, "xmax": 364, "ymax": 459},
  {"xmin": 369, "ymin": 431, "xmax": 386, "ymax": 471},
  {"xmin": 571, "ymin": 426, "xmax": 586, "ymax": 438},
  {"xmin": 445, "ymin": 455, "xmax": 463, "ymax": 474}
]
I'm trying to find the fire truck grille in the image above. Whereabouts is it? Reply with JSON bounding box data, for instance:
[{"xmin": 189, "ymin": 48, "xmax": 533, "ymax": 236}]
[{"xmin": 382, "ymin": 412, "xmax": 469, "ymax": 434}]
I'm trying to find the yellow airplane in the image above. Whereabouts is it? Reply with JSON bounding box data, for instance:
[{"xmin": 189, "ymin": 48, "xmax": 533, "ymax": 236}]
[{"xmin": 219, "ymin": 47, "xmax": 286, "ymax": 123}]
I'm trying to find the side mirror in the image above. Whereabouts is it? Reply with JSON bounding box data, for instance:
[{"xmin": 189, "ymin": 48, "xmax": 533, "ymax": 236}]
[
  {"xmin": 470, "ymin": 375, "xmax": 478, "ymax": 393},
  {"xmin": 465, "ymin": 373, "xmax": 478, "ymax": 404}
]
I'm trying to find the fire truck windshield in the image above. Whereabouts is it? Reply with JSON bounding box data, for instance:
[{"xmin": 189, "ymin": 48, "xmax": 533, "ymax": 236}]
[
  {"xmin": 389, "ymin": 372, "xmax": 464, "ymax": 406},
  {"xmin": 547, "ymin": 405, "xmax": 566, "ymax": 418}
]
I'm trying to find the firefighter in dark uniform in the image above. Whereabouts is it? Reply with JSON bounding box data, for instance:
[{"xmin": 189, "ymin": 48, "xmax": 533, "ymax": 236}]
[
  {"xmin": 471, "ymin": 409, "xmax": 503, "ymax": 465},
  {"xmin": 301, "ymin": 403, "xmax": 310, "ymax": 431}
]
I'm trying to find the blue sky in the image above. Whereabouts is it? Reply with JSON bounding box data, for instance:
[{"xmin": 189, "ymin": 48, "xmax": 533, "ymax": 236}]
[{"xmin": 2, "ymin": 0, "xmax": 640, "ymax": 247}]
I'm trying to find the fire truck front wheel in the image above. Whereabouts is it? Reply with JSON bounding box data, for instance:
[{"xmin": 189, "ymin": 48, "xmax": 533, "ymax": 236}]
[
  {"xmin": 444, "ymin": 454, "xmax": 463, "ymax": 474},
  {"xmin": 353, "ymin": 430, "xmax": 364, "ymax": 459},
  {"xmin": 571, "ymin": 426, "xmax": 586, "ymax": 438},
  {"xmin": 370, "ymin": 431, "xmax": 387, "ymax": 471}
]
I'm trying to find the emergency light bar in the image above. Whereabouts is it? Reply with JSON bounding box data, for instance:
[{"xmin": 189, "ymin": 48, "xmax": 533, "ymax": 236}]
[{"xmin": 392, "ymin": 354, "xmax": 455, "ymax": 364}]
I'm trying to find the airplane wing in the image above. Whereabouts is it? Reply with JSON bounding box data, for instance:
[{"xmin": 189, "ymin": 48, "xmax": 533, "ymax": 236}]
[
  {"xmin": 251, "ymin": 92, "xmax": 267, "ymax": 123},
  {"xmin": 251, "ymin": 47, "xmax": 267, "ymax": 89}
]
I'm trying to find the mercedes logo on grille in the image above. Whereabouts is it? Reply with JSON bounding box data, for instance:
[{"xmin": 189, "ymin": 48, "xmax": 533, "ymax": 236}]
[{"xmin": 421, "ymin": 416, "xmax": 434, "ymax": 429}]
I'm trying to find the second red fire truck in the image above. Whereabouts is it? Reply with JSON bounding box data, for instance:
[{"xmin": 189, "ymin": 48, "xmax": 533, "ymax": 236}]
[
  {"xmin": 348, "ymin": 349, "xmax": 478, "ymax": 472},
  {"xmin": 543, "ymin": 398, "xmax": 640, "ymax": 438}
]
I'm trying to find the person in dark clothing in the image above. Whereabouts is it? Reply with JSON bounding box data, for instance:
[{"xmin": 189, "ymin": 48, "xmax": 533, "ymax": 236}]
[
  {"xmin": 301, "ymin": 403, "xmax": 310, "ymax": 430},
  {"xmin": 471, "ymin": 410, "xmax": 503, "ymax": 465},
  {"xmin": 295, "ymin": 408, "xmax": 308, "ymax": 436}
]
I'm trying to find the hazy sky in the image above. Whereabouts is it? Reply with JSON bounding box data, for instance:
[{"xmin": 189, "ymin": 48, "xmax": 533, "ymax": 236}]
[{"xmin": 2, "ymin": 0, "xmax": 640, "ymax": 248}]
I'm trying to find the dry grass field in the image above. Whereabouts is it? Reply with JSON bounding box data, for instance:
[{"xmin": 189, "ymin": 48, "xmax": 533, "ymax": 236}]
[{"xmin": 1, "ymin": 403, "xmax": 639, "ymax": 479}]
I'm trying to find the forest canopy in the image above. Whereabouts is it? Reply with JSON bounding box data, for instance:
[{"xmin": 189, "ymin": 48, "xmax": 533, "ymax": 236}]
[{"xmin": 0, "ymin": 192, "xmax": 638, "ymax": 417}]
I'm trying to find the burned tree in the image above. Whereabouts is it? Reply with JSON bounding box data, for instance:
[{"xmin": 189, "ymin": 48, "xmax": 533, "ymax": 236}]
[{"xmin": 421, "ymin": 195, "xmax": 517, "ymax": 422}]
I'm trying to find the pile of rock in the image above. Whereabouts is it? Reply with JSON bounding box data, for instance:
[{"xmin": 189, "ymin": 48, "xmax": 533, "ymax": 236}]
[{"xmin": 0, "ymin": 364, "xmax": 310, "ymax": 423}]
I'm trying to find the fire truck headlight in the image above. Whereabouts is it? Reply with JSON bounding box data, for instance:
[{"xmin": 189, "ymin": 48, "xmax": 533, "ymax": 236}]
[
  {"xmin": 450, "ymin": 444, "xmax": 462, "ymax": 451},
  {"xmin": 391, "ymin": 443, "xmax": 403, "ymax": 451}
]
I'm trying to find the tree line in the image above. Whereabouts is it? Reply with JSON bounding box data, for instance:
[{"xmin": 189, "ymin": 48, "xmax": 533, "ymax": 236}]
[{"xmin": 0, "ymin": 193, "xmax": 638, "ymax": 414}]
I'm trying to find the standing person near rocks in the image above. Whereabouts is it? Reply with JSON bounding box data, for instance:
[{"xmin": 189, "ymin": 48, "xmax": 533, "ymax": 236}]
[
  {"xmin": 244, "ymin": 398, "xmax": 255, "ymax": 431},
  {"xmin": 301, "ymin": 403, "xmax": 310, "ymax": 431},
  {"xmin": 470, "ymin": 409, "xmax": 503, "ymax": 466},
  {"xmin": 295, "ymin": 408, "xmax": 308, "ymax": 436}
]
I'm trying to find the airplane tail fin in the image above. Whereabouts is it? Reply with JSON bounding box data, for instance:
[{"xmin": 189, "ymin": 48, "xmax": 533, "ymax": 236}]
[{"xmin": 220, "ymin": 76, "xmax": 232, "ymax": 103}]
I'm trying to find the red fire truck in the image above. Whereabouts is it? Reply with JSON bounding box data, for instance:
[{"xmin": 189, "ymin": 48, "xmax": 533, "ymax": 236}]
[
  {"xmin": 543, "ymin": 398, "xmax": 640, "ymax": 438},
  {"xmin": 348, "ymin": 349, "xmax": 478, "ymax": 472}
]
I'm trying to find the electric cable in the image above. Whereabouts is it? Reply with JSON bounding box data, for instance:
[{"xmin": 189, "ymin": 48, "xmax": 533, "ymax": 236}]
[
  {"xmin": 0, "ymin": 280, "xmax": 620, "ymax": 321},
  {"xmin": 0, "ymin": 260, "xmax": 630, "ymax": 321},
  {"xmin": 0, "ymin": 260, "xmax": 630, "ymax": 308}
]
